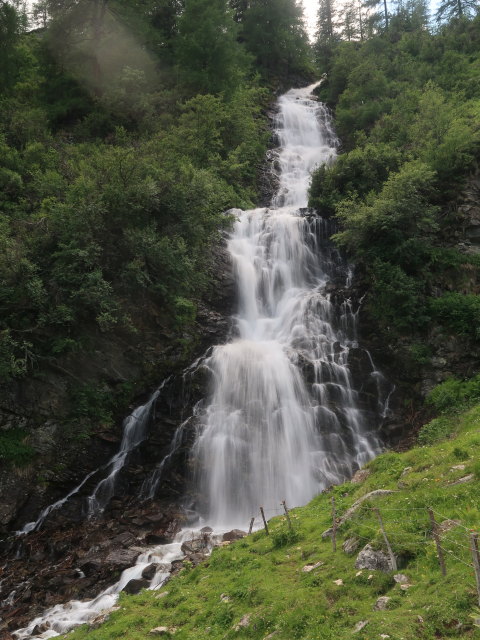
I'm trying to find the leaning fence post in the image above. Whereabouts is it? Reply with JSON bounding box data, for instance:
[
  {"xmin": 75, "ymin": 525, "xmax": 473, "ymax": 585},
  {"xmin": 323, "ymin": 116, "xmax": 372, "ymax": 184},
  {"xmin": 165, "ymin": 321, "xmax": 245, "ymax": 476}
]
[
  {"xmin": 372, "ymin": 507, "xmax": 397, "ymax": 571},
  {"xmin": 331, "ymin": 496, "xmax": 337, "ymax": 552},
  {"xmin": 282, "ymin": 500, "xmax": 293, "ymax": 531},
  {"xmin": 470, "ymin": 532, "xmax": 480, "ymax": 607},
  {"xmin": 248, "ymin": 517, "xmax": 255, "ymax": 535},
  {"xmin": 260, "ymin": 507, "xmax": 269, "ymax": 536},
  {"xmin": 428, "ymin": 508, "xmax": 447, "ymax": 577}
]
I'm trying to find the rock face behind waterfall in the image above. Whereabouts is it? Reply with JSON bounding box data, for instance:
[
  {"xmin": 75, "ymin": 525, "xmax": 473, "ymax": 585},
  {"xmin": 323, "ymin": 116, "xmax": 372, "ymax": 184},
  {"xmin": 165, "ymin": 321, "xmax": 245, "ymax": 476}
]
[
  {"xmin": 0, "ymin": 238, "xmax": 236, "ymax": 634},
  {"xmin": 0, "ymin": 85, "xmax": 394, "ymax": 637}
]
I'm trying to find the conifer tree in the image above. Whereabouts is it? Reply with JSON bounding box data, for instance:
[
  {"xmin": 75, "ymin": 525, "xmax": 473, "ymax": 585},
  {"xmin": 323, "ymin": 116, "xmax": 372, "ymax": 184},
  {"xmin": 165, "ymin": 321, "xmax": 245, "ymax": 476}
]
[
  {"xmin": 176, "ymin": 0, "xmax": 249, "ymax": 95},
  {"xmin": 436, "ymin": 0, "xmax": 477, "ymax": 21},
  {"xmin": 241, "ymin": 0, "xmax": 312, "ymax": 81}
]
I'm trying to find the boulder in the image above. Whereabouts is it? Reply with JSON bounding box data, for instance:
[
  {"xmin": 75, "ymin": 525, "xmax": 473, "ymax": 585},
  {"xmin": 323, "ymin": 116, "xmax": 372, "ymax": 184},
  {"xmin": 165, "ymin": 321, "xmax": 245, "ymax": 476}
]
[
  {"xmin": 105, "ymin": 548, "xmax": 140, "ymax": 569},
  {"xmin": 181, "ymin": 538, "xmax": 208, "ymax": 555},
  {"xmin": 222, "ymin": 529, "xmax": 246, "ymax": 542},
  {"xmin": 355, "ymin": 544, "xmax": 392, "ymax": 572},
  {"xmin": 142, "ymin": 564, "xmax": 159, "ymax": 580},
  {"xmin": 374, "ymin": 596, "xmax": 391, "ymax": 610},
  {"xmin": 122, "ymin": 578, "xmax": 150, "ymax": 595},
  {"xmin": 342, "ymin": 538, "xmax": 360, "ymax": 555}
]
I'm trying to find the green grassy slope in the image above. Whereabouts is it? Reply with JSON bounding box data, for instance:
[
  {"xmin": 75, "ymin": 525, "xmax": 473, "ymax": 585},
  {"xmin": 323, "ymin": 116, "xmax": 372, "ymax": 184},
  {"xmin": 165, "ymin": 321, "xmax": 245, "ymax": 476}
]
[{"xmin": 67, "ymin": 405, "xmax": 480, "ymax": 640}]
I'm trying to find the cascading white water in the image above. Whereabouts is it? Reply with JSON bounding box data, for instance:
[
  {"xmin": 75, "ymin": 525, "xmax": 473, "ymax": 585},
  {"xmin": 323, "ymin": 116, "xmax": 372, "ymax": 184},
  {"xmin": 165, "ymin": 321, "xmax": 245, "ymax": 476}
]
[
  {"xmin": 192, "ymin": 83, "xmax": 380, "ymax": 527},
  {"xmin": 11, "ymin": 83, "xmax": 387, "ymax": 639}
]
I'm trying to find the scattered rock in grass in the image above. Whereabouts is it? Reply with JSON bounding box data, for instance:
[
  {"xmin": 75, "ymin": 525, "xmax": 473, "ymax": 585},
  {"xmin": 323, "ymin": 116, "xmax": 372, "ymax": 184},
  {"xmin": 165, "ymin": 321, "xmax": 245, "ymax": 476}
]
[
  {"xmin": 380, "ymin": 635, "xmax": 391, "ymax": 639},
  {"xmin": 438, "ymin": 519, "xmax": 461, "ymax": 533},
  {"xmin": 393, "ymin": 574, "xmax": 409, "ymax": 584},
  {"xmin": 343, "ymin": 537, "xmax": 360, "ymax": 554},
  {"xmin": 234, "ymin": 614, "xmax": 251, "ymax": 630},
  {"xmin": 333, "ymin": 579, "xmax": 344, "ymax": 586},
  {"xmin": 263, "ymin": 633, "xmax": 279, "ymax": 639},
  {"xmin": 223, "ymin": 529, "xmax": 246, "ymax": 542},
  {"xmin": 374, "ymin": 596, "xmax": 391, "ymax": 610},
  {"xmin": 355, "ymin": 544, "xmax": 392, "ymax": 572},
  {"xmin": 353, "ymin": 620, "xmax": 369, "ymax": 632},
  {"xmin": 401, "ymin": 467, "xmax": 412, "ymax": 477},
  {"xmin": 149, "ymin": 627, "xmax": 169, "ymax": 635},
  {"xmin": 400, "ymin": 583, "xmax": 412, "ymax": 590},
  {"xmin": 417, "ymin": 615, "xmax": 425, "ymax": 624},
  {"xmin": 355, "ymin": 571, "xmax": 363, "ymax": 577},
  {"xmin": 302, "ymin": 561, "xmax": 324, "ymax": 572},
  {"xmin": 448, "ymin": 474, "xmax": 474, "ymax": 486},
  {"xmin": 89, "ymin": 607, "xmax": 120, "ymax": 629},
  {"xmin": 450, "ymin": 464, "xmax": 466, "ymax": 471},
  {"xmin": 155, "ymin": 591, "xmax": 169, "ymax": 599},
  {"xmin": 220, "ymin": 593, "xmax": 231, "ymax": 602},
  {"xmin": 351, "ymin": 469, "xmax": 371, "ymax": 484}
]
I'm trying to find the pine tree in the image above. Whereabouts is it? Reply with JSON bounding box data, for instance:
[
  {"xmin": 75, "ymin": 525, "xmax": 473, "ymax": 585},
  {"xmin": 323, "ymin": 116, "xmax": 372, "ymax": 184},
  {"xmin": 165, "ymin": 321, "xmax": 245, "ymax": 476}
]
[
  {"xmin": 436, "ymin": 0, "xmax": 477, "ymax": 21},
  {"xmin": 176, "ymin": 0, "xmax": 249, "ymax": 95},
  {"xmin": 241, "ymin": 0, "xmax": 312, "ymax": 81}
]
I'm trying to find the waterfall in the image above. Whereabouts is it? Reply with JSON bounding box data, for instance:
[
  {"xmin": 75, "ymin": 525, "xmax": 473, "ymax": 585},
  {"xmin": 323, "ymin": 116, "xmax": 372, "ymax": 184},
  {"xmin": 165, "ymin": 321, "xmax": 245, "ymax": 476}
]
[
  {"xmin": 191, "ymin": 83, "xmax": 381, "ymax": 527},
  {"xmin": 11, "ymin": 83, "xmax": 387, "ymax": 639}
]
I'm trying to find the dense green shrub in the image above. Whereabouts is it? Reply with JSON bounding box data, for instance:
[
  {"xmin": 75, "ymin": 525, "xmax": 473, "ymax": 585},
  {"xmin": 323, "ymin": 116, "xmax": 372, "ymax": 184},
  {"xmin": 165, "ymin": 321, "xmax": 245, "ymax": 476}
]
[
  {"xmin": 427, "ymin": 374, "xmax": 480, "ymax": 413},
  {"xmin": 417, "ymin": 416, "xmax": 456, "ymax": 445}
]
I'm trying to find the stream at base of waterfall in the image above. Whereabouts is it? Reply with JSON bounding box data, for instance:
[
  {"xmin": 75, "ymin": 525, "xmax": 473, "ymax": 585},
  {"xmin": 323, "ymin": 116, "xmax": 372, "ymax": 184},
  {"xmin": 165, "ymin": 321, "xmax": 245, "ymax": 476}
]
[{"xmin": 12, "ymin": 82, "xmax": 389, "ymax": 639}]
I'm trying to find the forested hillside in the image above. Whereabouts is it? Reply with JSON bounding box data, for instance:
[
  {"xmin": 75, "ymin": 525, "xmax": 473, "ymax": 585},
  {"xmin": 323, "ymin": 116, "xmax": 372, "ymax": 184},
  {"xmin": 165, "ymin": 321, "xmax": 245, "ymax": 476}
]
[
  {"xmin": 0, "ymin": 0, "xmax": 314, "ymax": 474},
  {"xmin": 310, "ymin": 3, "xmax": 480, "ymax": 417}
]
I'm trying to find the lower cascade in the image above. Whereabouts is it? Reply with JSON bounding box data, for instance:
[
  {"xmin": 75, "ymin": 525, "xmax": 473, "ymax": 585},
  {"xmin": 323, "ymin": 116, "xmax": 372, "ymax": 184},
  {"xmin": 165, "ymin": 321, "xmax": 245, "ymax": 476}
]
[{"xmin": 11, "ymin": 82, "xmax": 390, "ymax": 639}]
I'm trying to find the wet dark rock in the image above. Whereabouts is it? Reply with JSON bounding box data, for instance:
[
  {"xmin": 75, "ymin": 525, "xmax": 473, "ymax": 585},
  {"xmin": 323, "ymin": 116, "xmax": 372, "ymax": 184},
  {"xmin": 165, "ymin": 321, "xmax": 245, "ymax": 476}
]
[
  {"xmin": 122, "ymin": 578, "xmax": 150, "ymax": 595},
  {"xmin": 141, "ymin": 564, "xmax": 159, "ymax": 580},
  {"xmin": 105, "ymin": 548, "xmax": 140, "ymax": 568},
  {"xmin": 181, "ymin": 537, "xmax": 209, "ymax": 555}
]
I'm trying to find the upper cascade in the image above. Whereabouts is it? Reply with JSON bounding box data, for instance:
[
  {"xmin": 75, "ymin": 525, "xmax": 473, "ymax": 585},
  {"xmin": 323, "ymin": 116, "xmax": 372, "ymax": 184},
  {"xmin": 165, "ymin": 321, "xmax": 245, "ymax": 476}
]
[{"xmin": 192, "ymin": 83, "xmax": 383, "ymax": 527}]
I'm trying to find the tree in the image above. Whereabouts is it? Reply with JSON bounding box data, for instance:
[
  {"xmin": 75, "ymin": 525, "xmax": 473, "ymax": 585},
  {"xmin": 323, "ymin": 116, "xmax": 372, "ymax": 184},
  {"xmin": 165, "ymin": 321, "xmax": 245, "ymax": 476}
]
[
  {"xmin": 0, "ymin": 1, "xmax": 25, "ymax": 90},
  {"xmin": 176, "ymin": 0, "xmax": 249, "ymax": 95},
  {"xmin": 241, "ymin": 0, "xmax": 312, "ymax": 81},
  {"xmin": 436, "ymin": 0, "xmax": 477, "ymax": 21}
]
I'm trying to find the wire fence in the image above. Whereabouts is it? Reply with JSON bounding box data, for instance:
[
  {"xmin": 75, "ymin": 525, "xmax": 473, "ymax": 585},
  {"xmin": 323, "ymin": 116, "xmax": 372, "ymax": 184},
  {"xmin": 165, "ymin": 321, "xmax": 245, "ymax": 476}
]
[{"xmin": 242, "ymin": 497, "xmax": 480, "ymax": 606}]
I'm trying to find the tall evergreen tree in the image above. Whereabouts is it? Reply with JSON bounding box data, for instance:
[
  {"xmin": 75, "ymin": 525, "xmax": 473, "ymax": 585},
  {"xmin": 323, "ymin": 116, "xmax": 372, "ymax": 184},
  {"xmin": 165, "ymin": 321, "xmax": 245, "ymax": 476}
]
[
  {"xmin": 176, "ymin": 0, "xmax": 249, "ymax": 95},
  {"xmin": 436, "ymin": 0, "xmax": 477, "ymax": 21},
  {"xmin": 0, "ymin": 0, "xmax": 25, "ymax": 90},
  {"xmin": 241, "ymin": 0, "xmax": 312, "ymax": 81}
]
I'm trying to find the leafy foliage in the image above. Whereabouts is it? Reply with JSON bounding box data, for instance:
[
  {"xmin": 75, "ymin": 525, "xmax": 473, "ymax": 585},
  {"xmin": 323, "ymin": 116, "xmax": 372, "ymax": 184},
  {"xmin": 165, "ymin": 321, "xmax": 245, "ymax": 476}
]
[{"xmin": 310, "ymin": 16, "xmax": 480, "ymax": 338}]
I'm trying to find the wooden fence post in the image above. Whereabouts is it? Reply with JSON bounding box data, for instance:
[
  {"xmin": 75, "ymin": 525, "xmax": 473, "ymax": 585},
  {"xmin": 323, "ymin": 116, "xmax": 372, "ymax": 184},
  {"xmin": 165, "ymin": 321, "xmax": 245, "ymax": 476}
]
[
  {"xmin": 248, "ymin": 517, "xmax": 255, "ymax": 535},
  {"xmin": 470, "ymin": 532, "xmax": 480, "ymax": 607},
  {"xmin": 282, "ymin": 500, "xmax": 293, "ymax": 531},
  {"xmin": 428, "ymin": 508, "xmax": 447, "ymax": 577},
  {"xmin": 260, "ymin": 507, "xmax": 269, "ymax": 536},
  {"xmin": 331, "ymin": 496, "xmax": 337, "ymax": 552},
  {"xmin": 373, "ymin": 507, "xmax": 397, "ymax": 572}
]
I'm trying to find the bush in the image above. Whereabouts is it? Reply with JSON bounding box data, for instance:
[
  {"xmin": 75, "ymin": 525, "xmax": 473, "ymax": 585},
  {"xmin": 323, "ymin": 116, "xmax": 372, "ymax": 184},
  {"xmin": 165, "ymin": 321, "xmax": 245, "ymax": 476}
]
[
  {"xmin": 417, "ymin": 416, "xmax": 455, "ymax": 445},
  {"xmin": 271, "ymin": 525, "xmax": 300, "ymax": 548},
  {"xmin": 0, "ymin": 429, "xmax": 35, "ymax": 465},
  {"xmin": 429, "ymin": 293, "xmax": 480, "ymax": 340},
  {"xmin": 427, "ymin": 374, "xmax": 480, "ymax": 413}
]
